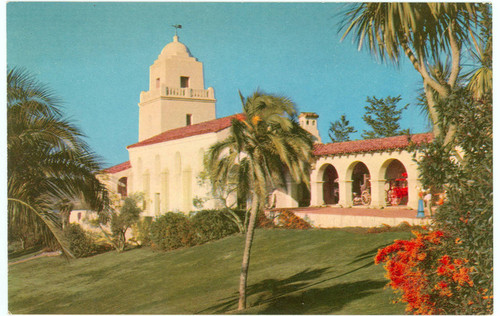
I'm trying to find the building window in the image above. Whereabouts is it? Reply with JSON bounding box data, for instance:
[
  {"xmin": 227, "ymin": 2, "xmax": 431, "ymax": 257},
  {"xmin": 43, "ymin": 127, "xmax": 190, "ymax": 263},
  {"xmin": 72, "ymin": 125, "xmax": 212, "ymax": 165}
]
[
  {"xmin": 307, "ymin": 120, "xmax": 310, "ymax": 125},
  {"xmin": 186, "ymin": 114, "xmax": 192, "ymax": 126},
  {"xmin": 180, "ymin": 76, "xmax": 189, "ymax": 88},
  {"xmin": 156, "ymin": 78, "xmax": 160, "ymax": 88},
  {"xmin": 312, "ymin": 120, "xmax": 315, "ymax": 125}
]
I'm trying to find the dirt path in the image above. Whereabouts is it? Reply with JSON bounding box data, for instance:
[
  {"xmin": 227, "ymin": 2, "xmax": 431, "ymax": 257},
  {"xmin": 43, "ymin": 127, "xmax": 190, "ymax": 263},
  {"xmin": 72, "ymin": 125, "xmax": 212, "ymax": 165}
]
[{"xmin": 8, "ymin": 251, "xmax": 62, "ymax": 266}]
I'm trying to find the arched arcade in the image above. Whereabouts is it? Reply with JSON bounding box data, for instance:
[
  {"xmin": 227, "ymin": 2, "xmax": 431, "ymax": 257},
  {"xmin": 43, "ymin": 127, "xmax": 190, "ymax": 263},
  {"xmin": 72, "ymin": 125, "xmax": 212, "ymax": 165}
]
[{"xmin": 310, "ymin": 138, "xmax": 424, "ymax": 210}]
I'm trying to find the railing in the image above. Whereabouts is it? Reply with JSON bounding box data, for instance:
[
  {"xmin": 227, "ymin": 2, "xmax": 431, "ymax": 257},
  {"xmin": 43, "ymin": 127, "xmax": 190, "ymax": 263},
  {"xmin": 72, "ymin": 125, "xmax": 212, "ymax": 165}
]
[
  {"xmin": 140, "ymin": 86, "xmax": 215, "ymax": 103},
  {"xmin": 165, "ymin": 87, "xmax": 212, "ymax": 98}
]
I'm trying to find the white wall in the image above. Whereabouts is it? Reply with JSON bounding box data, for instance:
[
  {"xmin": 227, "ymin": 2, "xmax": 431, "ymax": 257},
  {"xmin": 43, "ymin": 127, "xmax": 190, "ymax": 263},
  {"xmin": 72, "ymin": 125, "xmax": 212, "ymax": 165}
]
[{"xmin": 127, "ymin": 129, "xmax": 228, "ymax": 216}]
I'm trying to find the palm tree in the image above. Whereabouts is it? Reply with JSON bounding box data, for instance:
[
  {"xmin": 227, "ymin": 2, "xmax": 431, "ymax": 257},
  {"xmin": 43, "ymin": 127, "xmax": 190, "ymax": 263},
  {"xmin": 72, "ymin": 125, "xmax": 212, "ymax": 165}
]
[
  {"xmin": 7, "ymin": 68, "xmax": 109, "ymax": 256},
  {"xmin": 205, "ymin": 91, "xmax": 313, "ymax": 310},
  {"xmin": 340, "ymin": 3, "xmax": 482, "ymax": 143},
  {"xmin": 465, "ymin": 4, "xmax": 492, "ymax": 101}
]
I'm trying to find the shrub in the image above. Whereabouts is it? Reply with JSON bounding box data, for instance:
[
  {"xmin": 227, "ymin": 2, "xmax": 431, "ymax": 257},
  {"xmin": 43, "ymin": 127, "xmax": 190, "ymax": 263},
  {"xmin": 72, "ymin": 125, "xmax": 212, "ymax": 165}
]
[
  {"xmin": 63, "ymin": 224, "xmax": 95, "ymax": 258},
  {"xmin": 190, "ymin": 210, "xmax": 239, "ymax": 243},
  {"xmin": 150, "ymin": 212, "xmax": 196, "ymax": 251},
  {"xmin": 375, "ymin": 230, "xmax": 484, "ymax": 314},
  {"xmin": 134, "ymin": 216, "xmax": 153, "ymax": 246}
]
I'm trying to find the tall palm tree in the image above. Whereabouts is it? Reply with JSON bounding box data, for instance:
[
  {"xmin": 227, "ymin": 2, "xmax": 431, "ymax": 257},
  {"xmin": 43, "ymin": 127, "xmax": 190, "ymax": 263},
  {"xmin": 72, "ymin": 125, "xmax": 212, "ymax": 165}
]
[
  {"xmin": 340, "ymin": 3, "xmax": 482, "ymax": 143},
  {"xmin": 7, "ymin": 68, "xmax": 109, "ymax": 256},
  {"xmin": 205, "ymin": 91, "xmax": 313, "ymax": 310}
]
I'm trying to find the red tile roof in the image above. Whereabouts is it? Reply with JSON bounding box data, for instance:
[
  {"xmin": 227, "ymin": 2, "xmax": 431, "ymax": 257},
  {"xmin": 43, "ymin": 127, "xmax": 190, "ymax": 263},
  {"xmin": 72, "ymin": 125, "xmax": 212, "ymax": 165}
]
[
  {"xmin": 313, "ymin": 133, "xmax": 433, "ymax": 156},
  {"xmin": 127, "ymin": 114, "xmax": 240, "ymax": 149},
  {"xmin": 102, "ymin": 160, "xmax": 131, "ymax": 174}
]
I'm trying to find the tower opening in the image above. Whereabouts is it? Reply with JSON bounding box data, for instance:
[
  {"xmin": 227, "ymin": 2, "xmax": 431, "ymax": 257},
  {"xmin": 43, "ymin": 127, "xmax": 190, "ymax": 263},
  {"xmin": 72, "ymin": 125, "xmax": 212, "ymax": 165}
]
[{"xmin": 180, "ymin": 76, "xmax": 189, "ymax": 88}]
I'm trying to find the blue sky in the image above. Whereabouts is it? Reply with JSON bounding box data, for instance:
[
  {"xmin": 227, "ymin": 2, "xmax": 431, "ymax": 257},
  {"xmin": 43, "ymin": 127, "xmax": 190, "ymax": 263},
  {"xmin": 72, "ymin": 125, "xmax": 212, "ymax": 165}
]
[{"xmin": 7, "ymin": 2, "xmax": 429, "ymax": 168}]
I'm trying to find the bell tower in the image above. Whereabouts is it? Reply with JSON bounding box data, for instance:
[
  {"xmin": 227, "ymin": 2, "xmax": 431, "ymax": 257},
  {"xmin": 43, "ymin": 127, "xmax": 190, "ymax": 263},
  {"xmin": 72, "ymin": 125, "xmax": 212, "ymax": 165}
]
[
  {"xmin": 138, "ymin": 33, "xmax": 216, "ymax": 141},
  {"xmin": 299, "ymin": 112, "xmax": 321, "ymax": 143}
]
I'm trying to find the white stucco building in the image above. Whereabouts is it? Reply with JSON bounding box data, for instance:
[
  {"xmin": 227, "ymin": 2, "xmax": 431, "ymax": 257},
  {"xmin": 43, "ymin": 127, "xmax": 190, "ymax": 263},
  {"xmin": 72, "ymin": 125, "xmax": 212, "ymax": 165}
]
[{"xmin": 101, "ymin": 34, "xmax": 432, "ymax": 218}]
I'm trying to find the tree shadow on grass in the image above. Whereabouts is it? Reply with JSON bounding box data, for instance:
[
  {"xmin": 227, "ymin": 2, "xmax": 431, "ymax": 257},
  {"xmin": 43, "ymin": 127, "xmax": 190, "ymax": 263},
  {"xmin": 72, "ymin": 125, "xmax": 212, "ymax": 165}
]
[
  {"xmin": 349, "ymin": 243, "xmax": 392, "ymax": 265},
  {"xmin": 197, "ymin": 241, "xmax": 394, "ymax": 314},
  {"xmin": 197, "ymin": 265, "xmax": 385, "ymax": 314},
  {"xmin": 252, "ymin": 279, "xmax": 387, "ymax": 314},
  {"xmin": 197, "ymin": 267, "xmax": 331, "ymax": 314}
]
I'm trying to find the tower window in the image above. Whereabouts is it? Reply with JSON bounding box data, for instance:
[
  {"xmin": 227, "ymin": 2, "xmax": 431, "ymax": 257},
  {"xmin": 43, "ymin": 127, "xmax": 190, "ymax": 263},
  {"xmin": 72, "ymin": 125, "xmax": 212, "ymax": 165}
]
[
  {"xmin": 180, "ymin": 76, "xmax": 189, "ymax": 88},
  {"xmin": 186, "ymin": 114, "xmax": 192, "ymax": 126},
  {"xmin": 156, "ymin": 78, "xmax": 160, "ymax": 88}
]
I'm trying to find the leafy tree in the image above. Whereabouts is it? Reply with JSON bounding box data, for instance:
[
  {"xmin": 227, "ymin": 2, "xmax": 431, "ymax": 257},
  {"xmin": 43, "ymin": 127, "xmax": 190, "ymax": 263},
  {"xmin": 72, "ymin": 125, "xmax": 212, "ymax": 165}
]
[
  {"xmin": 197, "ymin": 169, "xmax": 246, "ymax": 234},
  {"xmin": 110, "ymin": 195, "xmax": 143, "ymax": 252},
  {"xmin": 341, "ymin": 3, "xmax": 483, "ymax": 144},
  {"xmin": 205, "ymin": 91, "xmax": 313, "ymax": 310},
  {"xmin": 328, "ymin": 114, "xmax": 357, "ymax": 142},
  {"xmin": 7, "ymin": 68, "xmax": 109, "ymax": 257},
  {"xmin": 361, "ymin": 95, "xmax": 408, "ymax": 139}
]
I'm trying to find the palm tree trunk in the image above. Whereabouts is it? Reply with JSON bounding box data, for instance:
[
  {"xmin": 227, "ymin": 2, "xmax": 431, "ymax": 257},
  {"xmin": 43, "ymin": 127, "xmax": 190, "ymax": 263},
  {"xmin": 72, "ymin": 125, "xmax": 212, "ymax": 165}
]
[{"xmin": 238, "ymin": 197, "xmax": 259, "ymax": 310}]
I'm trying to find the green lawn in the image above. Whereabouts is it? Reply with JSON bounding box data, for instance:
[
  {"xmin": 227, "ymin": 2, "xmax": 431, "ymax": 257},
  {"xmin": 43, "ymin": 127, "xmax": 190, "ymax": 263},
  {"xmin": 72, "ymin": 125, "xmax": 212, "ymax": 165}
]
[{"xmin": 9, "ymin": 228, "xmax": 410, "ymax": 314}]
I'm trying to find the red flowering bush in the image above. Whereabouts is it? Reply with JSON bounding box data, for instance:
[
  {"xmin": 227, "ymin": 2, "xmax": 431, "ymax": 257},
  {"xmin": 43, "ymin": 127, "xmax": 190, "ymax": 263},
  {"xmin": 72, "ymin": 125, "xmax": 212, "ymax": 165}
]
[
  {"xmin": 275, "ymin": 210, "xmax": 311, "ymax": 229},
  {"xmin": 375, "ymin": 229, "xmax": 491, "ymax": 314},
  {"xmin": 256, "ymin": 211, "xmax": 276, "ymax": 228},
  {"xmin": 257, "ymin": 210, "xmax": 311, "ymax": 229}
]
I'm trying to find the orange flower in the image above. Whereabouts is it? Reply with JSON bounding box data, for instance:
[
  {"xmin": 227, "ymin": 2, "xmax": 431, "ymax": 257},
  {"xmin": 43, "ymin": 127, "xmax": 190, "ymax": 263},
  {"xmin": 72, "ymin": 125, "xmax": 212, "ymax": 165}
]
[
  {"xmin": 452, "ymin": 267, "xmax": 474, "ymax": 287},
  {"xmin": 251, "ymin": 115, "xmax": 261, "ymax": 125},
  {"xmin": 439, "ymin": 255, "xmax": 451, "ymax": 265},
  {"xmin": 417, "ymin": 252, "xmax": 427, "ymax": 261},
  {"xmin": 455, "ymin": 238, "xmax": 462, "ymax": 244}
]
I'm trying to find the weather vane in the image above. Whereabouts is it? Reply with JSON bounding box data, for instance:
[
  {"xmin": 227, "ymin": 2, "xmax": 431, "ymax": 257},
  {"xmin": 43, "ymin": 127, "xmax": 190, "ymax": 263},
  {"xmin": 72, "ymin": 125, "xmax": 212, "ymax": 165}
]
[{"xmin": 172, "ymin": 24, "xmax": 182, "ymax": 36}]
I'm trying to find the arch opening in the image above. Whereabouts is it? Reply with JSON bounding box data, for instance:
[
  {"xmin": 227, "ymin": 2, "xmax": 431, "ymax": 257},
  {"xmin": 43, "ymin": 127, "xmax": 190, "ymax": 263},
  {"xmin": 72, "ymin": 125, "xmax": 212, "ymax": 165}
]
[
  {"xmin": 322, "ymin": 164, "xmax": 339, "ymax": 205},
  {"xmin": 384, "ymin": 159, "xmax": 408, "ymax": 206},
  {"xmin": 351, "ymin": 162, "xmax": 370, "ymax": 205}
]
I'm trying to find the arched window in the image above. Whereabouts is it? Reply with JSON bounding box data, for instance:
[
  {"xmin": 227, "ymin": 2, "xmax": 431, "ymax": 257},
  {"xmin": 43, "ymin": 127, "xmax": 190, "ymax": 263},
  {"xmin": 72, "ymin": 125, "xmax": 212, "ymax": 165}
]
[{"xmin": 117, "ymin": 177, "xmax": 127, "ymax": 197}]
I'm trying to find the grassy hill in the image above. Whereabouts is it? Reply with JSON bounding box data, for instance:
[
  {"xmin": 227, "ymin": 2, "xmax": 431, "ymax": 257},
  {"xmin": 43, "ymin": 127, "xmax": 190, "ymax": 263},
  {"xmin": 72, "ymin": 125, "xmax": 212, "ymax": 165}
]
[{"xmin": 8, "ymin": 228, "xmax": 411, "ymax": 314}]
